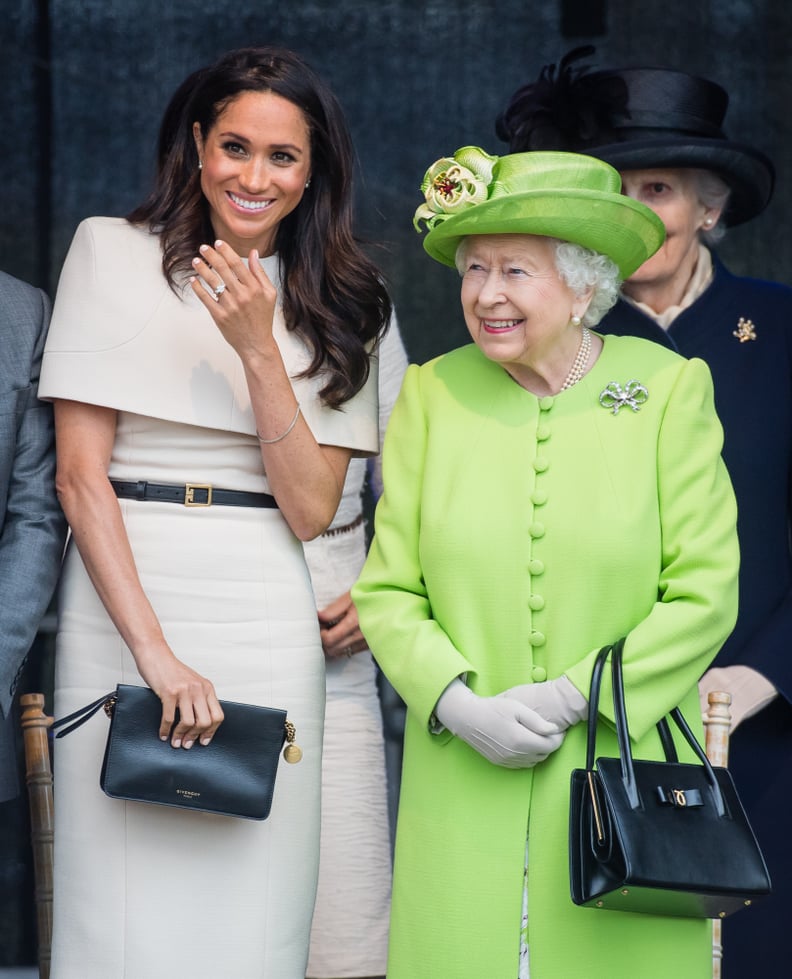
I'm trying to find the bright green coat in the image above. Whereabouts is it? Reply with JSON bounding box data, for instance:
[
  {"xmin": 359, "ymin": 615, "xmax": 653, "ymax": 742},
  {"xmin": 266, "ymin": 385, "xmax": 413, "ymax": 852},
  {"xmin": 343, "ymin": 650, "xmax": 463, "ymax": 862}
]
[{"xmin": 353, "ymin": 335, "xmax": 739, "ymax": 979}]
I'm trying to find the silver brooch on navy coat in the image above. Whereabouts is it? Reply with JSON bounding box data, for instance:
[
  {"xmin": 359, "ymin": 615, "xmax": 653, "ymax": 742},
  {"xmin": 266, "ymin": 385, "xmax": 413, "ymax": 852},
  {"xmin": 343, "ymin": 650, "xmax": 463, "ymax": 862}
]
[
  {"xmin": 599, "ymin": 380, "xmax": 649, "ymax": 415},
  {"xmin": 733, "ymin": 317, "xmax": 757, "ymax": 342}
]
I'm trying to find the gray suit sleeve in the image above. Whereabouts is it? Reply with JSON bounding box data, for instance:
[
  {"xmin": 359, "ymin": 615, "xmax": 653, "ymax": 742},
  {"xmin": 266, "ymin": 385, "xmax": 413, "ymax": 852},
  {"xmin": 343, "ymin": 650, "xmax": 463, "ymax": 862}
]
[{"xmin": 0, "ymin": 275, "xmax": 67, "ymax": 720}]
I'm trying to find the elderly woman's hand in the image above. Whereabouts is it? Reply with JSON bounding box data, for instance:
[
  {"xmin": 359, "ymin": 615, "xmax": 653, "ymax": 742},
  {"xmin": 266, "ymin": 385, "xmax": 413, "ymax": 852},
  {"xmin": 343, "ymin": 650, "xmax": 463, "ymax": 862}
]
[
  {"xmin": 501, "ymin": 676, "xmax": 588, "ymax": 730},
  {"xmin": 434, "ymin": 678, "xmax": 565, "ymax": 768}
]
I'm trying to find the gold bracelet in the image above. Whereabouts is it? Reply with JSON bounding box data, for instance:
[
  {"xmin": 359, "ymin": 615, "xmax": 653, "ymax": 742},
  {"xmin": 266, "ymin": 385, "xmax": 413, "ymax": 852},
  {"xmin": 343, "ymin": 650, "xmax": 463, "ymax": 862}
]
[{"xmin": 256, "ymin": 404, "xmax": 301, "ymax": 444}]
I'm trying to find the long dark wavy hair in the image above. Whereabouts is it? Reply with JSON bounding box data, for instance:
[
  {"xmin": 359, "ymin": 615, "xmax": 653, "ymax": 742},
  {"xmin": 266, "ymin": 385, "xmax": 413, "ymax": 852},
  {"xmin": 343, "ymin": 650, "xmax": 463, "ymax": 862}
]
[{"xmin": 127, "ymin": 46, "xmax": 391, "ymax": 408}]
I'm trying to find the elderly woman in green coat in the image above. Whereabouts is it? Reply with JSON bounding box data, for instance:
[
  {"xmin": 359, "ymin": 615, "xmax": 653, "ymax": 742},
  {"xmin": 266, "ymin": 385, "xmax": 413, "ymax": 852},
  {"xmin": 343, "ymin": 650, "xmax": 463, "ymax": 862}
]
[{"xmin": 352, "ymin": 148, "xmax": 739, "ymax": 979}]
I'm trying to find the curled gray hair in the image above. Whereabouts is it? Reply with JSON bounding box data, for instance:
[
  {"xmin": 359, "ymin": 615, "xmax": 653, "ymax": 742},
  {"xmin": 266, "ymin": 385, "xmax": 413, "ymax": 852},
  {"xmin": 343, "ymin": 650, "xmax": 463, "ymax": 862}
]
[{"xmin": 552, "ymin": 241, "xmax": 621, "ymax": 327}]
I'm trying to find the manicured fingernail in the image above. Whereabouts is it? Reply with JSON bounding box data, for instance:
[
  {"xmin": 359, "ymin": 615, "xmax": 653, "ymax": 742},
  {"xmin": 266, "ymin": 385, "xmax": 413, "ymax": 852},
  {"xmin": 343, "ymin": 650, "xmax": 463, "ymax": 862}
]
[
  {"xmin": 215, "ymin": 239, "xmax": 224, "ymax": 248},
  {"xmin": 200, "ymin": 737, "xmax": 211, "ymax": 746},
  {"xmin": 172, "ymin": 738, "xmax": 181, "ymax": 748},
  {"xmin": 160, "ymin": 735, "xmax": 168, "ymax": 742},
  {"xmin": 192, "ymin": 257, "xmax": 200, "ymax": 266},
  {"xmin": 200, "ymin": 244, "xmax": 209, "ymax": 253},
  {"xmin": 183, "ymin": 740, "xmax": 194, "ymax": 750}
]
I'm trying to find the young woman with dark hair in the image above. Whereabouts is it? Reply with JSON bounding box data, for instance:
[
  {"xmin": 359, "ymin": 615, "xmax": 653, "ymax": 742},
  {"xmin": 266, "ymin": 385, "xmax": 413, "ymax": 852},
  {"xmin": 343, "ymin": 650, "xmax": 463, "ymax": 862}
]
[
  {"xmin": 40, "ymin": 45, "xmax": 389, "ymax": 979},
  {"xmin": 129, "ymin": 45, "xmax": 390, "ymax": 406}
]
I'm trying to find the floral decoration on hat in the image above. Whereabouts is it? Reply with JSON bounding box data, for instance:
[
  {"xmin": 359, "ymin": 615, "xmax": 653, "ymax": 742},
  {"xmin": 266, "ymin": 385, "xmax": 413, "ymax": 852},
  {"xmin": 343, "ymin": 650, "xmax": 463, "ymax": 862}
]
[
  {"xmin": 414, "ymin": 147, "xmax": 665, "ymax": 277},
  {"xmin": 413, "ymin": 146, "xmax": 497, "ymax": 231}
]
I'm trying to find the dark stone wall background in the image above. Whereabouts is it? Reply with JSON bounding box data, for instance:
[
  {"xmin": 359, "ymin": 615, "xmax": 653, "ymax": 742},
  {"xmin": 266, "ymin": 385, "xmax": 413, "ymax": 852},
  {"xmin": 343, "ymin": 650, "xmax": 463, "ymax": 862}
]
[
  {"xmin": 3, "ymin": 0, "xmax": 792, "ymax": 368},
  {"xmin": 1, "ymin": 0, "xmax": 791, "ymax": 965}
]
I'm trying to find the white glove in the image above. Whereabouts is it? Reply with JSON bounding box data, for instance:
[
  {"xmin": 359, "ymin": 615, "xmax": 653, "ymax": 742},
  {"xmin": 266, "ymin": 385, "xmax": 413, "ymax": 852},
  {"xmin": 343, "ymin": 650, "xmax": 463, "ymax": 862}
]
[
  {"xmin": 434, "ymin": 678, "xmax": 565, "ymax": 768},
  {"xmin": 699, "ymin": 665, "xmax": 778, "ymax": 733},
  {"xmin": 500, "ymin": 675, "xmax": 588, "ymax": 730}
]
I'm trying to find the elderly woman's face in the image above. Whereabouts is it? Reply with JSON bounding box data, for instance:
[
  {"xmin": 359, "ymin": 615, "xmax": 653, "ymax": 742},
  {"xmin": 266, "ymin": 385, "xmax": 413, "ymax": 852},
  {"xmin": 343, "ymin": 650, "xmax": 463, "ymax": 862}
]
[
  {"xmin": 459, "ymin": 234, "xmax": 586, "ymax": 374},
  {"xmin": 619, "ymin": 169, "xmax": 715, "ymax": 294}
]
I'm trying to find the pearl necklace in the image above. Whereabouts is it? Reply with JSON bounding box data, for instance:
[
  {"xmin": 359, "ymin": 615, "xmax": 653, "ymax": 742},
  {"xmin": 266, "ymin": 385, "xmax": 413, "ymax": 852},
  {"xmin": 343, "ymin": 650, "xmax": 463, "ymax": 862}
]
[{"xmin": 559, "ymin": 327, "xmax": 591, "ymax": 391}]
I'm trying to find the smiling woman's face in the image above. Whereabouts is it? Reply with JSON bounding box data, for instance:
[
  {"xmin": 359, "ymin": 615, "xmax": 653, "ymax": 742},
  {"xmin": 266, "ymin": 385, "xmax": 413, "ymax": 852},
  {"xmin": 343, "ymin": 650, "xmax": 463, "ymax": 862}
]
[
  {"xmin": 193, "ymin": 89, "xmax": 312, "ymax": 257},
  {"xmin": 459, "ymin": 234, "xmax": 589, "ymax": 375}
]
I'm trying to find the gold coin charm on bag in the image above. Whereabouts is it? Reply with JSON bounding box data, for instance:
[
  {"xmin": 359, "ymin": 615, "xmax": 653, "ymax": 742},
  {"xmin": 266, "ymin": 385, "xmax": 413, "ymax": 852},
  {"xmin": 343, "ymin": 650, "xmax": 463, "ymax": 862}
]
[{"xmin": 283, "ymin": 720, "xmax": 303, "ymax": 763}]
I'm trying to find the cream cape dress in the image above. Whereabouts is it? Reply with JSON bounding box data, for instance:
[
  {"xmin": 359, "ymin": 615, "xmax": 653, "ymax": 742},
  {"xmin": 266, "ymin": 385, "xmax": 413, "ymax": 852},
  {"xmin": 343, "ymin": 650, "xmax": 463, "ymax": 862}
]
[{"xmin": 39, "ymin": 217, "xmax": 379, "ymax": 979}]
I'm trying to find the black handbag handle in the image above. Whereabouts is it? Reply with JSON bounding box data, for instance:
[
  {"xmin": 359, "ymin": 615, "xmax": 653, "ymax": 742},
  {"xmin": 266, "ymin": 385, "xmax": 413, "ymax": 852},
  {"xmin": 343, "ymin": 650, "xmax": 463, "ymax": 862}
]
[
  {"xmin": 51, "ymin": 690, "xmax": 115, "ymax": 738},
  {"xmin": 585, "ymin": 639, "xmax": 726, "ymax": 816},
  {"xmin": 584, "ymin": 641, "xmax": 613, "ymax": 771}
]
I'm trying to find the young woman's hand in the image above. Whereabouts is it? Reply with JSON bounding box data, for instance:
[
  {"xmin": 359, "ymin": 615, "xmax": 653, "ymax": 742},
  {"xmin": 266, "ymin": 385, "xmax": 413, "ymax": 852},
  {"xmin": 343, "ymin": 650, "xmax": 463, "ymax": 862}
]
[
  {"xmin": 135, "ymin": 639, "xmax": 225, "ymax": 748},
  {"xmin": 190, "ymin": 240, "xmax": 278, "ymax": 359}
]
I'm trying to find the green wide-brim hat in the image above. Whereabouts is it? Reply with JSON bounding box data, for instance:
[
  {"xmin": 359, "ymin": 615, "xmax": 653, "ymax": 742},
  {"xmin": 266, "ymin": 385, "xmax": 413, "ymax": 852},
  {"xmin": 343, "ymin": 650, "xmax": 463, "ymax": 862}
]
[{"xmin": 418, "ymin": 149, "xmax": 665, "ymax": 279}]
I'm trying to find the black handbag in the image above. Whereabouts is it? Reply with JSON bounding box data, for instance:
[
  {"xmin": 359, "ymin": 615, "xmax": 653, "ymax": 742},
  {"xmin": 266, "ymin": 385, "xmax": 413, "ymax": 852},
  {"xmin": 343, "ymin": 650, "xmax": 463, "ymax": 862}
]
[
  {"xmin": 52, "ymin": 684, "xmax": 302, "ymax": 820},
  {"xmin": 569, "ymin": 639, "xmax": 771, "ymax": 918}
]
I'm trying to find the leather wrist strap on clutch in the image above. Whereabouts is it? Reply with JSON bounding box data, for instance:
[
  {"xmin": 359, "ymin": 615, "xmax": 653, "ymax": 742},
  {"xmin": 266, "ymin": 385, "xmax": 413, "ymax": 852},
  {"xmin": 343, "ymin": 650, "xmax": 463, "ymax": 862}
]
[{"xmin": 110, "ymin": 479, "xmax": 278, "ymax": 509}]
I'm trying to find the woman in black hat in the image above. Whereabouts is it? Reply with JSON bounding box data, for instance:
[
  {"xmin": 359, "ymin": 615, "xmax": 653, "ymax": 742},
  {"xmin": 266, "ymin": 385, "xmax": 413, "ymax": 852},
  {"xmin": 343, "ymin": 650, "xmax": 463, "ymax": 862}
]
[{"xmin": 497, "ymin": 49, "xmax": 792, "ymax": 978}]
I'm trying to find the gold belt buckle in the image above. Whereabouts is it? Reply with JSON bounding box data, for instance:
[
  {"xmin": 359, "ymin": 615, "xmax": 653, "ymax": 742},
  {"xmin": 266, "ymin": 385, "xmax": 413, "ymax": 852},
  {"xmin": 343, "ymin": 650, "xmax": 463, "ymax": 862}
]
[{"xmin": 184, "ymin": 483, "xmax": 212, "ymax": 506}]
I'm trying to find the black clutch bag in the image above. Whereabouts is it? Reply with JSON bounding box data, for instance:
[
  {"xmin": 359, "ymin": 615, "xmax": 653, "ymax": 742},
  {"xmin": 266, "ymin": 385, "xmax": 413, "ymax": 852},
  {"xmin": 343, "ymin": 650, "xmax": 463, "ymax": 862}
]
[
  {"xmin": 569, "ymin": 639, "xmax": 771, "ymax": 918},
  {"xmin": 53, "ymin": 684, "xmax": 302, "ymax": 820}
]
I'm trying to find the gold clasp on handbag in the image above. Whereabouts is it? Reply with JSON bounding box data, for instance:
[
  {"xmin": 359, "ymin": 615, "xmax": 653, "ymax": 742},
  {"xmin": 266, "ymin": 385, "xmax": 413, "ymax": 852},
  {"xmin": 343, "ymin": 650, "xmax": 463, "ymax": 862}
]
[
  {"xmin": 103, "ymin": 695, "xmax": 118, "ymax": 719},
  {"xmin": 656, "ymin": 785, "xmax": 703, "ymax": 808},
  {"xmin": 184, "ymin": 483, "xmax": 213, "ymax": 506}
]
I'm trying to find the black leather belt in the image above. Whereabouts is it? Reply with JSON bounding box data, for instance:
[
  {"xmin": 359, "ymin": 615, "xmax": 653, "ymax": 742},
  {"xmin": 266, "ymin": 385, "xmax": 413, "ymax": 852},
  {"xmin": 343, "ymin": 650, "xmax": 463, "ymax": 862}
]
[{"xmin": 110, "ymin": 479, "xmax": 278, "ymax": 509}]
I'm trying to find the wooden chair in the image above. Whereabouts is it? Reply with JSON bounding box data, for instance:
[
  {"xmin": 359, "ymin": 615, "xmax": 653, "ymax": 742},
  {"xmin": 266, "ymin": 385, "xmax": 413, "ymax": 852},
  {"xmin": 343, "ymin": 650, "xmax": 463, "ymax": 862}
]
[
  {"xmin": 703, "ymin": 690, "xmax": 733, "ymax": 979},
  {"xmin": 20, "ymin": 692, "xmax": 54, "ymax": 979}
]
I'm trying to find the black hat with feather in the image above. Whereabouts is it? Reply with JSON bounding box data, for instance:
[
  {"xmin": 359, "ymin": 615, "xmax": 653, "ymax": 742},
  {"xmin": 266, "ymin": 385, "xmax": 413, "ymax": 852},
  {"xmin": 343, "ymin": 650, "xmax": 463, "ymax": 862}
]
[{"xmin": 495, "ymin": 46, "xmax": 774, "ymax": 226}]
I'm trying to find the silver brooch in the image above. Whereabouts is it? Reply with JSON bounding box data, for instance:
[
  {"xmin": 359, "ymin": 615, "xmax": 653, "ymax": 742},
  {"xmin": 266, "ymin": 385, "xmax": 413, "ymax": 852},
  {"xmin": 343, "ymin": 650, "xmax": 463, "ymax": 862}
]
[
  {"xmin": 599, "ymin": 380, "xmax": 649, "ymax": 415},
  {"xmin": 733, "ymin": 317, "xmax": 757, "ymax": 343}
]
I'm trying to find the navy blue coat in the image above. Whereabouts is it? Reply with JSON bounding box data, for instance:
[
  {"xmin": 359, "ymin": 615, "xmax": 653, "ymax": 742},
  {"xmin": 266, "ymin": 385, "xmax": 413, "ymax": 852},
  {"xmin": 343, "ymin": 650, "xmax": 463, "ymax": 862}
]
[{"xmin": 600, "ymin": 253, "xmax": 792, "ymax": 976}]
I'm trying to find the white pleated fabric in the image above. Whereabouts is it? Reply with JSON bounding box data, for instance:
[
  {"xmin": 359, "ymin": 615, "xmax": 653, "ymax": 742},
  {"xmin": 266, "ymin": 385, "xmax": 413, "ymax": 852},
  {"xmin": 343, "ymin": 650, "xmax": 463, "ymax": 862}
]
[
  {"xmin": 50, "ymin": 418, "xmax": 326, "ymax": 979},
  {"xmin": 302, "ymin": 319, "xmax": 408, "ymax": 978},
  {"xmin": 304, "ymin": 512, "xmax": 392, "ymax": 978}
]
